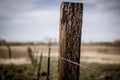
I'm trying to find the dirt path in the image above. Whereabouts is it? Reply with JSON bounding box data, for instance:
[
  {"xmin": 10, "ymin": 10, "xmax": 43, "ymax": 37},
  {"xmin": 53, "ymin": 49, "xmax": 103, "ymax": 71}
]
[
  {"xmin": 0, "ymin": 58, "xmax": 31, "ymax": 65},
  {"xmin": 81, "ymin": 52, "xmax": 120, "ymax": 64},
  {"xmin": 43, "ymin": 52, "xmax": 120, "ymax": 64}
]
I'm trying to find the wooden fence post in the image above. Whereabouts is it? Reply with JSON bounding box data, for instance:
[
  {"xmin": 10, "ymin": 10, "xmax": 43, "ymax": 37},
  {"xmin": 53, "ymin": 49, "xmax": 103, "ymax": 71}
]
[
  {"xmin": 8, "ymin": 45, "xmax": 12, "ymax": 59},
  {"xmin": 58, "ymin": 2, "xmax": 83, "ymax": 80},
  {"xmin": 28, "ymin": 47, "xmax": 36, "ymax": 66},
  {"xmin": 37, "ymin": 52, "xmax": 43, "ymax": 80},
  {"xmin": 47, "ymin": 47, "xmax": 51, "ymax": 80}
]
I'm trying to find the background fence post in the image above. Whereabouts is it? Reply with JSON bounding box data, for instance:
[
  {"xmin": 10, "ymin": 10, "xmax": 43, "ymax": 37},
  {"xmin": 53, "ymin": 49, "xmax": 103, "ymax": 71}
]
[
  {"xmin": 8, "ymin": 45, "xmax": 12, "ymax": 59},
  {"xmin": 47, "ymin": 47, "xmax": 51, "ymax": 80},
  {"xmin": 28, "ymin": 47, "xmax": 36, "ymax": 66},
  {"xmin": 37, "ymin": 52, "xmax": 43, "ymax": 80},
  {"xmin": 58, "ymin": 2, "xmax": 83, "ymax": 80}
]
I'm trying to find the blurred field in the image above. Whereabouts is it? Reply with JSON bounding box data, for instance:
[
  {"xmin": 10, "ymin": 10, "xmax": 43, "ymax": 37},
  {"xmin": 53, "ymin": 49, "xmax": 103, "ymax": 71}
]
[
  {"xmin": 0, "ymin": 43, "xmax": 120, "ymax": 80},
  {"xmin": 0, "ymin": 57, "xmax": 120, "ymax": 80},
  {"xmin": 0, "ymin": 43, "xmax": 120, "ymax": 64}
]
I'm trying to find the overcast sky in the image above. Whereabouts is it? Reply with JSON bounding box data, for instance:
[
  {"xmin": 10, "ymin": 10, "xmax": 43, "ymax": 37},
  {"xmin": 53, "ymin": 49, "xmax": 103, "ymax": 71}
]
[{"xmin": 0, "ymin": 0, "xmax": 120, "ymax": 42}]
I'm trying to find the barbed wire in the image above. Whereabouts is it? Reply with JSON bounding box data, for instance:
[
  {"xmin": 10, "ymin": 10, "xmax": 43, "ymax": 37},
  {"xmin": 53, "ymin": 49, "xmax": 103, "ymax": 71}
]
[
  {"xmin": 55, "ymin": 56, "xmax": 103, "ymax": 75},
  {"xmin": 35, "ymin": 49, "xmax": 103, "ymax": 75},
  {"xmin": 58, "ymin": 56, "xmax": 81, "ymax": 66}
]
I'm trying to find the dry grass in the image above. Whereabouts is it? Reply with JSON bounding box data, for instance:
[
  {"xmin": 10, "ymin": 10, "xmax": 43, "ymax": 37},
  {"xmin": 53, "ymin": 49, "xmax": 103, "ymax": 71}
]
[{"xmin": 0, "ymin": 44, "xmax": 120, "ymax": 64}]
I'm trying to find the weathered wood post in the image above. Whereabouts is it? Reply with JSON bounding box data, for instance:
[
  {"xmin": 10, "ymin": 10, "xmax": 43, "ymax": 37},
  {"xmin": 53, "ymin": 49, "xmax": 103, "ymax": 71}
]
[
  {"xmin": 8, "ymin": 45, "xmax": 12, "ymax": 59},
  {"xmin": 47, "ymin": 47, "xmax": 50, "ymax": 80},
  {"xmin": 58, "ymin": 2, "xmax": 83, "ymax": 80},
  {"xmin": 37, "ymin": 52, "xmax": 43, "ymax": 80},
  {"xmin": 47, "ymin": 40, "xmax": 51, "ymax": 80},
  {"xmin": 28, "ymin": 47, "xmax": 35, "ymax": 66}
]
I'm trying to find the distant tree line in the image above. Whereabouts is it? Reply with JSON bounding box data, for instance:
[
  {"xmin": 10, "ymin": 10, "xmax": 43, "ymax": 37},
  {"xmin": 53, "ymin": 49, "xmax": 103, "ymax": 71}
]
[
  {"xmin": 0, "ymin": 38, "xmax": 120, "ymax": 46},
  {"xmin": 0, "ymin": 40, "xmax": 58, "ymax": 46},
  {"xmin": 0, "ymin": 39, "xmax": 6, "ymax": 45},
  {"xmin": 82, "ymin": 41, "xmax": 120, "ymax": 47}
]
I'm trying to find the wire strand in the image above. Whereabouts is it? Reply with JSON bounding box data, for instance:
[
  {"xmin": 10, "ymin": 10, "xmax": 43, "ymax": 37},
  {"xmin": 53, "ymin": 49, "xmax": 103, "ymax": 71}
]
[
  {"xmin": 58, "ymin": 57, "xmax": 81, "ymax": 66},
  {"xmin": 55, "ymin": 56, "xmax": 102, "ymax": 75}
]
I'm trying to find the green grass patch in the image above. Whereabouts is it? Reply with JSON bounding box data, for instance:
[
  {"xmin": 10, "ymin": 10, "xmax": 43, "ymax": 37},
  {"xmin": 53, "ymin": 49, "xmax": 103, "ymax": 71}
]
[{"xmin": 0, "ymin": 57, "xmax": 120, "ymax": 80}]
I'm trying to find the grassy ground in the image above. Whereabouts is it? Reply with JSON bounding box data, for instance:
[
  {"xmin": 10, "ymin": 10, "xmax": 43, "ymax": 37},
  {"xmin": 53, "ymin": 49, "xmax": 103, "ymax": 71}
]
[
  {"xmin": 0, "ymin": 44, "xmax": 120, "ymax": 59},
  {"xmin": 0, "ymin": 45, "xmax": 120, "ymax": 80},
  {"xmin": 0, "ymin": 57, "xmax": 120, "ymax": 80},
  {"xmin": 0, "ymin": 45, "xmax": 58, "ymax": 59},
  {"xmin": 80, "ymin": 62, "xmax": 120, "ymax": 80}
]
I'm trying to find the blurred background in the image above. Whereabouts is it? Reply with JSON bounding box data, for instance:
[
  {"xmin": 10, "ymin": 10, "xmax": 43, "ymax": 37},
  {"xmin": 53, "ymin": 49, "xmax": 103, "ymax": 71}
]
[{"xmin": 0, "ymin": 0, "xmax": 120, "ymax": 80}]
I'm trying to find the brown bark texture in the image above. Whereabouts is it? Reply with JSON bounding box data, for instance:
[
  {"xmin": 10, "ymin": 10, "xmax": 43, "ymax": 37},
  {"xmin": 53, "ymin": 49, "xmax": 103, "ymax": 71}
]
[{"xmin": 58, "ymin": 2, "xmax": 83, "ymax": 80}]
